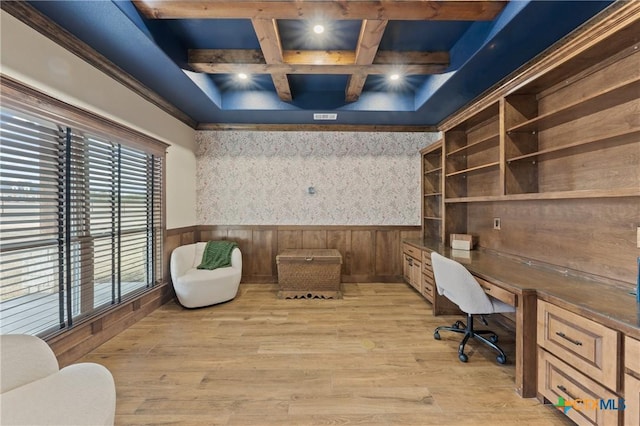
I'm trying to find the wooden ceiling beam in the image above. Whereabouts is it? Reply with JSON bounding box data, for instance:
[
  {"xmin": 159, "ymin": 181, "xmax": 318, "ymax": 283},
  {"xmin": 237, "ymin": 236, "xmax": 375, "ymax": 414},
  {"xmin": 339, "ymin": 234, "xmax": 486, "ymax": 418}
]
[
  {"xmin": 346, "ymin": 19, "xmax": 388, "ymax": 103},
  {"xmin": 189, "ymin": 49, "xmax": 450, "ymax": 67},
  {"xmin": 189, "ymin": 62, "xmax": 448, "ymax": 75},
  {"xmin": 133, "ymin": 1, "xmax": 508, "ymax": 21},
  {"xmin": 251, "ymin": 18, "xmax": 292, "ymax": 101},
  {"xmin": 283, "ymin": 50, "xmax": 356, "ymax": 65}
]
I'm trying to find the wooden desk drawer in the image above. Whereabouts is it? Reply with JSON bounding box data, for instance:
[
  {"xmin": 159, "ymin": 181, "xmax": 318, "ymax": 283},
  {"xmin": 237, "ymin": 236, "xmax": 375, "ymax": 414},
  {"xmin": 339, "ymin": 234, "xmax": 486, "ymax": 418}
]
[
  {"xmin": 422, "ymin": 251, "xmax": 432, "ymax": 266},
  {"xmin": 402, "ymin": 243, "xmax": 421, "ymax": 260},
  {"xmin": 625, "ymin": 336, "xmax": 640, "ymax": 377},
  {"xmin": 625, "ymin": 372, "xmax": 640, "ymax": 426},
  {"xmin": 422, "ymin": 266, "xmax": 436, "ymax": 288},
  {"xmin": 476, "ymin": 277, "xmax": 516, "ymax": 306},
  {"xmin": 625, "ymin": 336, "xmax": 640, "ymax": 426},
  {"xmin": 422, "ymin": 275, "xmax": 434, "ymax": 301},
  {"xmin": 537, "ymin": 300, "xmax": 619, "ymax": 392},
  {"xmin": 422, "ymin": 261, "xmax": 434, "ymax": 278},
  {"xmin": 538, "ymin": 349, "xmax": 620, "ymax": 426}
]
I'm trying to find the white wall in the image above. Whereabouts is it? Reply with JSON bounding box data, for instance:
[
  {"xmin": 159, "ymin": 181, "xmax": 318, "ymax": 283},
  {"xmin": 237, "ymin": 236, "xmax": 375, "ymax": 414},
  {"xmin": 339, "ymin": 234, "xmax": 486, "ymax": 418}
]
[
  {"xmin": 0, "ymin": 11, "xmax": 197, "ymax": 229},
  {"xmin": 197, "ymin": 131, "xmax": 441, "ymax": 225}
]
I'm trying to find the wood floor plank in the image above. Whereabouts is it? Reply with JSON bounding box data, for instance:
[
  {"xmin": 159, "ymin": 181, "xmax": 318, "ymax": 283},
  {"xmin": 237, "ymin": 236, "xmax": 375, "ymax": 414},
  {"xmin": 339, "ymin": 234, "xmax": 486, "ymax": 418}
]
[{"xmin": 78, "ymin": 283, "xmax": 571, "ymax": 425}]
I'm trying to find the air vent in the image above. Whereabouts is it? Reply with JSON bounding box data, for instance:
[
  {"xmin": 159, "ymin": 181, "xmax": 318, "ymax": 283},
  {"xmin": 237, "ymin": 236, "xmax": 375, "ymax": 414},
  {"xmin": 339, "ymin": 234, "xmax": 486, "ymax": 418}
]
[{"xmin": 313, "ymin": 113, "xmax": 337, "ymax": 121}]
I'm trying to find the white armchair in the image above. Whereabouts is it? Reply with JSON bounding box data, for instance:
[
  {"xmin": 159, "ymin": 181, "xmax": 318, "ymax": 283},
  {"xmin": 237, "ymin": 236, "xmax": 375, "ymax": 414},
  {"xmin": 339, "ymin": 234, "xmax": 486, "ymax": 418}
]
[
  {"xmin": 170, "ymin": 242, "xmax": 242, "ymax": 308},
  {"xmin": 0, "ymin": 334, "xmax": 116, "ymax": 426}
]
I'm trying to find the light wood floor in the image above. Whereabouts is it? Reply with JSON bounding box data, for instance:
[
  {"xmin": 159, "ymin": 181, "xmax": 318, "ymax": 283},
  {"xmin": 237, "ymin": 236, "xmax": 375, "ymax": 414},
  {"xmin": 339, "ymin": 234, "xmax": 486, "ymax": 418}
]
[{"xmin": 80, "ymin": 283, "xmax": 573, "ymax": 425}]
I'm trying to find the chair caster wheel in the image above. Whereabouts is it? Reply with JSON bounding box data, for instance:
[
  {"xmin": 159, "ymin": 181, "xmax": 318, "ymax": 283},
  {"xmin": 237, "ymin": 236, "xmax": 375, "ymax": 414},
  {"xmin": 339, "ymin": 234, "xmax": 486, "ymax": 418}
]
[
  {"xmin": 434, "ymin": 331, "xmax": 441, "ymax": 340},
  {"xmin": 496, "ymin": 354, "xmax": 506, "ymax": 364},
  {"xmin": 490, "ymin": 334, "xmax": 499, "ymax": 343},
  {"xmin": 458, "ymin": 353, "xmax": 468, "ymax": 363}
]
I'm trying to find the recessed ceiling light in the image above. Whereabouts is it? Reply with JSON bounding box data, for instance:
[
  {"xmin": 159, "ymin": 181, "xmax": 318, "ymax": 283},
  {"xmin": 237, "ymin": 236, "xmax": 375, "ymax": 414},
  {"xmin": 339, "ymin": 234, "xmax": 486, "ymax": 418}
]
[
  {"xmin": 237, "ymin": 73, "xmax": 248, "ymax": 80},
  {"xmin": 389, "ymin": 74, "xmax": 400, "ymax": 81},
  {"xmin": 313, "ymin": 24, "xmax": 325, "ymax": 34}
]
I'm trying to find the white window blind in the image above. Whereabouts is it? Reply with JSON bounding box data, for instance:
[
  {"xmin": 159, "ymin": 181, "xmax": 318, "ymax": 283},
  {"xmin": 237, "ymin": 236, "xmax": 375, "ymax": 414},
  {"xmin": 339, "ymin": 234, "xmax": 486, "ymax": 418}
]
[{"xmin": 0, "ymin": 106, "xmax": 163, "ymax": 337}]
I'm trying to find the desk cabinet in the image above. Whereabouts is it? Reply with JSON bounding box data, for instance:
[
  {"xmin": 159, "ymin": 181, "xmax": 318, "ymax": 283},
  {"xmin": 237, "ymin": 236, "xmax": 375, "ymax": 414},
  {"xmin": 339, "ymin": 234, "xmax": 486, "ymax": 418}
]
[
  {"xmin": 537, "ymin": 349, "xmax": 620, "ymax": 426},
  {"xmin": 624, "ymin": 336, "xmax": 640, "ymax": 426},
  {"xmin": 402, "ymin": 243, "xmax": 422, "ymax": 293},
  {"xmin": 421, "ymin": 251, "xmax": 435, "ymax": 303},
  {"xmin": 537, "ymin": 300, "xmax": 621, "ymax": 426},
  {"xmin": 402, "ymin": 244, "xmax": 461, "ymax": 315},
  {"xmin": 537, "ymin": 300, "xmax": 619, "ymax": 390}
]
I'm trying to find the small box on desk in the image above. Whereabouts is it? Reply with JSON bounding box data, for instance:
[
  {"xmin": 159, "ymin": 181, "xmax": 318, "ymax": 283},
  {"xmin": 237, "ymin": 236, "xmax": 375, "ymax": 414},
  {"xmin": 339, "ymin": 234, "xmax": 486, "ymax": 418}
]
[{"xmin": 449, "ymin": 234, "xmax": 476, "ymax": 251}]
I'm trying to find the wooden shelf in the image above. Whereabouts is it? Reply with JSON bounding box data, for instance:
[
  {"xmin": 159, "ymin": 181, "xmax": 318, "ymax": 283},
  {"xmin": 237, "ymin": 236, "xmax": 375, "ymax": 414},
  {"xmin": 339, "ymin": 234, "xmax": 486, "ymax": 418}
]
[
  {"xmin": 446, "ymin": 133, "xmax": 499, "ymax": 157},
  {"xmin": 445, "ymin": 195, "xmax": 503, "ymax": 203},
  {"xmin": 421, "ymin": 139, "xmax": 443, "ymax": 243},
  {"xmin": 446, "ymin": 161, "xmax": 500, "ymax": 178},
  {"xmin": 507, "ymin": 128, "xmax": 639, "ymax": 163},
  {"xmin": 449, "ymin": 102, "xmax": 500, "ymax": 132},
  {"xmin": 507, "ymin": 77, "xmax": 640, "ymax": 133},
  {"xmin": 445, "ymin": 187, "xmax": 640, "ymax": 203}
]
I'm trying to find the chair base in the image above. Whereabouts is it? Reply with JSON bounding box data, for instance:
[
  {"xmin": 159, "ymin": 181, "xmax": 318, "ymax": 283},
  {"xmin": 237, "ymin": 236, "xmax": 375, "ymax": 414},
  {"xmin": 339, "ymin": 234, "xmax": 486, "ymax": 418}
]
[{"xmin": 434, "ymin": 313, "xmax": 507, "ymax": 364}]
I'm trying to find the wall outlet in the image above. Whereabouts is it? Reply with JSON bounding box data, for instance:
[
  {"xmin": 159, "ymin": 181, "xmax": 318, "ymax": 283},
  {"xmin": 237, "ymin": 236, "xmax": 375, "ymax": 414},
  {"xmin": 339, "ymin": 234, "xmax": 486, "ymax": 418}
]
[{"xmin": 493, "ymin": 217, "xmax": 501, "ymax": 230}]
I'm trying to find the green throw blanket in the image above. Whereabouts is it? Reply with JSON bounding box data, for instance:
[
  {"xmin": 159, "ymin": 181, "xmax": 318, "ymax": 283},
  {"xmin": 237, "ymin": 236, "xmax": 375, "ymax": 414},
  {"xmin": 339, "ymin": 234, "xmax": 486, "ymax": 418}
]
[{"xmin": 197, "ymin": 241, "xmax": 238, "ymax": 270}]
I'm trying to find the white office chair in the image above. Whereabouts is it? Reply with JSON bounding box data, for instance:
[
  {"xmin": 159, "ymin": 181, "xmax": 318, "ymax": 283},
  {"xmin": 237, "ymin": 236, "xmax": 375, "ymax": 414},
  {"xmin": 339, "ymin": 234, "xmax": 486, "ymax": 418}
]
[{"xmin": 431, "ymin": 252, "xmax": 515, "ymax": 364}]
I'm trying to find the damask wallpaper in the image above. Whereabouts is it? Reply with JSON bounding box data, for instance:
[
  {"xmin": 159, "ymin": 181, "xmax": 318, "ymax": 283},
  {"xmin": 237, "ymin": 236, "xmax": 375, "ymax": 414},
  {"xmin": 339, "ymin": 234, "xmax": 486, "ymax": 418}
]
[{"xmin": 196, "ymin": 131, "xmax": 440, "ymax": 225}]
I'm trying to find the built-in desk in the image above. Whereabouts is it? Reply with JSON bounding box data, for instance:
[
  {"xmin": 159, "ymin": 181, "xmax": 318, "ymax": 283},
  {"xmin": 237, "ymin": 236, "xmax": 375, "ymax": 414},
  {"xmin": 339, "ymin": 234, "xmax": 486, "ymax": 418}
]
[{"xmin": 403, "ymin": 239, "xmax": 640, "ymax": 401}]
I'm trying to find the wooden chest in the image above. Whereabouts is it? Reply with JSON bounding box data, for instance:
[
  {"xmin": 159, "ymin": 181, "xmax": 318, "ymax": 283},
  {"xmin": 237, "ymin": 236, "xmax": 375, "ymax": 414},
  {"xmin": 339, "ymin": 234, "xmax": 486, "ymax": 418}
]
[{"xmin": 276, "ymin": 249, "xmax": 342, "ymax": 299}]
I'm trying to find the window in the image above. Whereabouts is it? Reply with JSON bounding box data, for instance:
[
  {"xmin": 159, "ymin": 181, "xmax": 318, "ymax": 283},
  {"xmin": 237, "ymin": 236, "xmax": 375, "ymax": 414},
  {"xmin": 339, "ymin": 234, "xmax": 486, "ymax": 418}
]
[{"xmin": 0, "ymin": 87, "xmax": 164, "ymax": 338}]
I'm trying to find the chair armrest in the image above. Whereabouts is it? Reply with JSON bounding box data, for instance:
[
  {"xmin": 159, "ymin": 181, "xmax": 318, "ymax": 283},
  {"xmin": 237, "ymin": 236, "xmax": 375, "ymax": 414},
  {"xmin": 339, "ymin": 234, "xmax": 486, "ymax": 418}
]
[
  {"xmin": 0, "ymin": 334, "xmax": 59, "ymax": 393},
  {"xmin": 170, "ymin": 244, "xmax": 196, "ymax": 283},
  {"xmin": 0, "ymin": 362, "xmax": 116, "ymax": 426},
  {"xmin": 231, "ymin": 247, "xmax": 242, "ymax": 271}
]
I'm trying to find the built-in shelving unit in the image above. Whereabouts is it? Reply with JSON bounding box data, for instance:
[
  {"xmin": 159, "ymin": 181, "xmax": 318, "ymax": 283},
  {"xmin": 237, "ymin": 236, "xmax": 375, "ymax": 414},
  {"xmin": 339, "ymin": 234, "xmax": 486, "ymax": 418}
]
[
  {"xmin": 420, "ymin": 140, "xmax": 443, "ymax": 241},
  {"xmin": 444, "ymin": 101, "xmax": 502, "ymax": 201},
  {"xmin": 506, "ymin": 77, "xmax": 639, "ymax": 133},
  {"xmin": 505, "ymin": 129, "xmax": 639, "ymax": 163},
  {"xmin": 417, "ymin": 3, "xmax": 640, "ymax": 284},
  {"xmin": 503, "ymin": 47, "xmax": 639, "ymax": 197}
]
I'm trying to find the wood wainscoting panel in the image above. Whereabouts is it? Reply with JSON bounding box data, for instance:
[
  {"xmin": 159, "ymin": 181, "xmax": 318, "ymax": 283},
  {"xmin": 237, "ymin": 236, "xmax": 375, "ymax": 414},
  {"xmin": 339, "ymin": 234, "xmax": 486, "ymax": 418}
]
[
  {"xmin": 227, "ymin": 229, "xmax": 253, "ymax": 281},
  {"xmin": 194, "ymin": 225, "xmax": 420, "ymax": 283},
  {"xmin": 278, "ymin": 229, "xmax": 303, "ymax": 250},
  {"xmin": 375, "ymin": 230, "xmax": 400, "ymax": 277},
  {"xmin": 199, "ymin": 228, "xmax": 228, "ymax": 241},
  {"xmin": 302, "ymin": 230, "xmax": 328, "ymax": 249},
  {"xmin": 327, "ymin": 230, "xmax": 350, "ymax": 276},
  {"xmin": 251, "ymin": 229, "xmax": 277, "ymax": 281},
  {"xmin": 349, "ymin": 230, "xmax": 375, "ymax": 280}
]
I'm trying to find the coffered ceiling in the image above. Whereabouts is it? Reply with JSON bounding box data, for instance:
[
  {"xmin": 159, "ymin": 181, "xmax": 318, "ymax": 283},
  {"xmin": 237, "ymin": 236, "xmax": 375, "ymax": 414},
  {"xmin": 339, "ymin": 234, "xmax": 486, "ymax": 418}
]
[{"xmin": 14, "ymin": 1, "xmax": 614, "ymax": 129}]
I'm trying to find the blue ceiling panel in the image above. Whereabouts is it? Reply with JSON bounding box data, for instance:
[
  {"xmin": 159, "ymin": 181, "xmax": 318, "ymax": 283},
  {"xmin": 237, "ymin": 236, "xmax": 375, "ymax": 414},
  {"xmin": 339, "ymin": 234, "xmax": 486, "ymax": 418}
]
[
  {"xmin": 163, "ymin": 19, "xmax": 260, "ymax": 49},
  {"xmin": 289, "ymin": 75, "xmax": 349, "ymax": 94},
  {"xmin": 380, "ymin": 21, "xmax": 473, "ymax": 51},
  {"xmin": 209, "ymin": 74, "xmax": 276, "ymax": 93},
  {"xmin": 278, "ymin": 19, "xmax": 362, "ymax": 50},
  {"xmin": 363, "ymin": 75, "xmax": 428, "ymax": 93}
]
